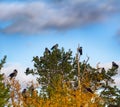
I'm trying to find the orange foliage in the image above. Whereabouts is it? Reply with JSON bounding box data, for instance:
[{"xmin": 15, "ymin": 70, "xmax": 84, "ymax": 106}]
[{"xmin": 6, "ymin": 78, "xmax": 103, "ymax": 107}]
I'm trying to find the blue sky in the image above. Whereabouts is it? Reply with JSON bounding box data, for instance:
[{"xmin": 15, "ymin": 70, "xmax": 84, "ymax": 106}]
[{"xmin": 0, "ymin": 0, "xmax": 120, "ymax": 69}]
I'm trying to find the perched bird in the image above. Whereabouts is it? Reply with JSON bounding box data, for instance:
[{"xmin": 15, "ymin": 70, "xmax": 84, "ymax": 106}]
[
  {"xmin": 22, "ymin": 89, "xmax": 27, "ymax": 98},
  {"xmin": 22, "ymin": 89, "xmax": 26, "ymax": 94},
  {"xmin": 77, "ymin": 47, "xmax": 82, "ymax": 55},
  {"xmin": 112, "ymin": 62, "xmax": 119, "ymax": 69},
  {"xmin": 101, "ymin": 67, "xmax": 106, "ymax": 73},
  {"xmin": 25, "ymin": 67, "xmax": 32, "ymax": 75},
  {"xmin": 85, "ymin": 87, "xmax": 93, "ymax": 94},
  {"xmin": 9, "ymin": 69, "xmax": 18, "ymax": 80},
  {"xmin": 51, "ymin": 44, "xmax": 58, "ymax": 50},
  {"xmin": 45, "ymin": 48, "xmax": 50, "ymax": 54},
  {"xmin": 83, "ymin": 84, "xmax": 93, "ymax": 94},
  {"xmin": 26, "ymin": 67, "xmax": 29, "ymax": 73}
]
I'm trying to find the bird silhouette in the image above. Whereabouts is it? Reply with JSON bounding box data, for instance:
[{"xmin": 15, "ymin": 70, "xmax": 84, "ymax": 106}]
[
  {"xmin": 45, "ymin": 48, "xmax": 51, "ymax": 54},
  {"xmin": 22, "ymin": 89, "xmax": 27, "ymax": 98},
  {"xmin": 51, "ymin": 44, "xmax": 58, "ymax": 50},
  {"xmin": 112, "ymin": 62, "xmax": 119, "ymax": 69},
  {"xmin": 9, "ymin": 69, "xmax": 18, "ymax": 80},
  {"xmin": 83, "ymin": 84, "xmax": 93, "ymax": 94},
  {"xmin": 77, "ymin": 47, "xmax": 82, "ymax": 55},
  {"xmin": 85, "ymin": 87, "xmax": 93, "ymax": 94}
]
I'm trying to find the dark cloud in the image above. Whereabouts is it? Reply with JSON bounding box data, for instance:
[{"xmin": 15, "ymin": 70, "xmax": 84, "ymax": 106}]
[{"xmin": 0, "ymin": 0, "xmax": 120, "ymax": 34}]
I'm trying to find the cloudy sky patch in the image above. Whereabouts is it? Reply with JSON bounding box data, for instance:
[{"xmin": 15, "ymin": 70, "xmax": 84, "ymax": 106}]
[
  {"xmin": 0, "ymin": 0, "xmax": 120, "ymax": 34},
  {"xmin": 0, "ymin": 0, "xmax": 120, "ymax": 88}
]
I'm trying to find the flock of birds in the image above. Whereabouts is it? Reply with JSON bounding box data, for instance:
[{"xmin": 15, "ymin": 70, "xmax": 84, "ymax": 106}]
[
  {"xmin": 45, "ymin": 44, "xmax": 83, "ymax": 56},
  {"xmin": 8, "ymin": 44, "xmax": 59, "ymax": 80},
  {"xmin": 7, "ymin": 44, "xmax": 119, "ymax": 95}
]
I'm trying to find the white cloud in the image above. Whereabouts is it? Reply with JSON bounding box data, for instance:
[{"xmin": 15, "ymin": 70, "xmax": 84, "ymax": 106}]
[
  {"xmin": 1, "ymin": 62, "xmax": 37, "ymax": 89},
  {"xmin": 0, "ymin": 0, "xmax": 120, "ymax": 34}
]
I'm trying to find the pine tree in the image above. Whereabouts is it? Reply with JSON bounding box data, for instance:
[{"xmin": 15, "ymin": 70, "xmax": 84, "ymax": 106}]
[
  {"xmin": 74, "ymin": 58, "xmax": 120, "ymax": 106},
  {"xmin": 25, "ymin": 45, "xmax": 120, "ymax": 106},
  {"xmin": 25, "ymin": 45, "xmax": 76, "ymax": 97},
  {"xmin": 0, "ymin": 56, "xmax": 10, "ymax": 107}
]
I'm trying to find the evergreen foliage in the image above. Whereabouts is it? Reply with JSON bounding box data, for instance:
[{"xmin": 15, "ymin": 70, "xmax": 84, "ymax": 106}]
[
  {"xmin": 25, "ymin": 46, "xmax": 76, "ymax": 97},
  {"xmin": 0, "ymin": 56, "xmax": 10, "ymax": 107},
  {"xmin": 24, "ymin": 44, "xmax": 120, "ymax": 106}
]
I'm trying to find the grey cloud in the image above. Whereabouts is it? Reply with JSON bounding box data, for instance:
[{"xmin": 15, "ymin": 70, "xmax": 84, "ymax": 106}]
[{"xmin": 0, "ymin": 0, "xmax": 120, "ymax": 34}]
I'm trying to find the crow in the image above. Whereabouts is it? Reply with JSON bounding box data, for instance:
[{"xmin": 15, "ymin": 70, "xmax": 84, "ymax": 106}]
[
  {"xmin": 101, "ymin": 67, "xmax": 105, "ymax": 73},
  {"xmin": 83, "ymin": 84, "xmax": 93, "ymax": 94},
  {"xmin": 77, "ymin": 47, "xmax": 82, "ymax": 55},
  {"xmin": 22, "ymin": 89, "xmax": 26, "ymax": 94},
  {"xmin": 85, "ymin": 87, "xmax": 93, "ymax": 94},
  {"xmin": 112, "ymin": 62, "xmax": 119, "ymax": 69},
  {"xmin": 22, "ymin": 89, "xmax": 27, "ymax": 98},
  {"xmin": 26, "ymin": 67, "xmax": 29, "ymax": 73},
  {"xmin": 45, "ymin": 48, "xmax": 50, "ymax": 54},
  {"xmin": 51, "ymin": 44, "xmax": 58, "ymax": 50},
  {"xmin": 9, "ymin": 69, "xmax": 18, "ymax": 80}
]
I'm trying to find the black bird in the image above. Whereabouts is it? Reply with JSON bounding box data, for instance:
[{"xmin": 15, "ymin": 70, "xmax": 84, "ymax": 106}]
[
  {"xmin": 9, "ymin": 69, "xmax": 18, "ymax": 80},
  {"xmin": 83, "ymin": 84, "xmax": 93, "ymax": 94},
  {"xmin": 25, "ymin": 67, "xmax": 30, "ymax": 75},
  {"xmin": 51, "ymin": 44, "xmax": 58, "ymax": 50},
  {"xmin": 85, "ymin": 87, "xmax": 93, "ymax": 94},
  {"xmin": 101, "ymin": 67, "xmax": 106, "ymax": 73},
  {"xmin": 45, "ymin": 48, "xmax": 50, "ymax": 54},
  {"xmin": 22, "ymin": 89, "xmax": 27, "ymax": 98},
  {"xmin": 22, "ymin": 89, "xmax": 26, "ymax": 94},
  {"xmin": 77, "ymin": 47, "xmax": 82, "ymax": 55},
  {"xmin": 112, "ymin": 62, "xmax": 119, "ymax": 69}
]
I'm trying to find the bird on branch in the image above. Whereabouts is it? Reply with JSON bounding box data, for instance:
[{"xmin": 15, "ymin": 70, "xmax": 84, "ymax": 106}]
[
  {"xmin": 77, "ymin": 47, "xmax": 82, "ymax": 55},
  {"xmin": 83, "ymin": 84, "xmax": 93, "ymax": 94},
  {"xmin": 22, "ymin": 89, "xmax": 27, "ymax": 98},
  {"xmin": 8, "ymin": 69, "xmax": 18, "ymax": 80},
  {"xmin": 45, "ymin": 48, "xmax": 51, "ymax": 54},
  {"xmin": 51, "ymin": 44, "xmax": 58, "ymax": 50},
  {"xmin": 112, "ymin": 61, "xmax": 119, "ymax": 69}
]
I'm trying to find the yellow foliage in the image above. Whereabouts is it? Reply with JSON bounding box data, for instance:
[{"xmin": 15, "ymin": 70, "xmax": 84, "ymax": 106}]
[{"xmin": 6, "ymin": 78, "xmax": 103, "ymax": 107}]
